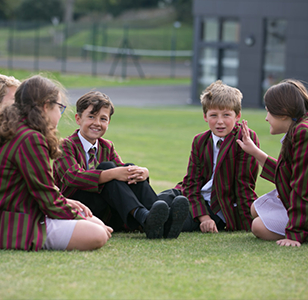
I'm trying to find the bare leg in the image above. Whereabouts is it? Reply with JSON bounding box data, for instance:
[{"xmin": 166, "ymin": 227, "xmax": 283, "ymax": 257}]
[
  {"xmin": 66, "ymin": 216, "xmax": 112, "ymax": 251},
  {"xmin": 251, "ymin": 217, "xmax": 284, "ymax": 241},
  {"xmin": 250, "ymin": 202, "xmax": 258, "ymax": 218}
]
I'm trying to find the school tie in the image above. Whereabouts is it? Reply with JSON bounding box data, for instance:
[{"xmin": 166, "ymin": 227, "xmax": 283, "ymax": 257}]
[
  {"xmin": 88, "ymin": 147, "xmax": 97, "ymax": 170},
  {"xmin": 217, "ymin": 139, "xmax": 223, "ymax": 149}
]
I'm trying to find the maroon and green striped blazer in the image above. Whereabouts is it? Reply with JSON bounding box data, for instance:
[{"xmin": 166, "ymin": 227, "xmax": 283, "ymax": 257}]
[
  {"xmin": 53, "ymin": 130, "xmax": 125, "ymax": 198},
  {"xmin": 176, "ymin": 122, "xmax": 259, "ymax": 231},
  {"xmin": 261, "ymin": 119, "xmax": 308, "ymax": 243},
  {"xmin": 0, "ymin": 122, "xmax": 82, "ymax": 251}
]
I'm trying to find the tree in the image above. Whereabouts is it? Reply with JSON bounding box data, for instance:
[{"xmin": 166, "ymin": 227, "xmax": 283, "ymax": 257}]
[{"xmin": 17, "ymin": 0, "xmax": 64, "ymax": 22}]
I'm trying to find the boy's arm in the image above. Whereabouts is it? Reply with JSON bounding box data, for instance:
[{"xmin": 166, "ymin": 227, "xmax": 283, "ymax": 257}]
[
  {"xmin": 53, "ymin": 139, "xmax": 103, "ymax": 193},
  {"xmin": 234, "ymin": 129, "xmax": 260, "ymax": 230}
]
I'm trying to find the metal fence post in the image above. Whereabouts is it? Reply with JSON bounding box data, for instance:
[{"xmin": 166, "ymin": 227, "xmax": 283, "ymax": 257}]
[
  {"xmin": 8, "ymin": 21, "xmax": 14, "ymax": 71},
  {"xmin": 61, "ymin": 22, "xmax": 68, "ymax": 73},
  {"xmin": 91, "ymin": 22, "xmax": 98, "ymax": 77},
  {"xmin": 34, "ymin": 21, "xmax": 40, "ymax": 71}
]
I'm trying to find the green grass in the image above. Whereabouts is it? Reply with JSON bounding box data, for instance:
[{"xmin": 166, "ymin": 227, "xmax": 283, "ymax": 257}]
[
  {"xmin": 1, "ymin": 232, "xmax": 307, "ymax": 299},
  {"xmin": 1, "ymin": 94, "xmax": 307, "ymax": 300}
]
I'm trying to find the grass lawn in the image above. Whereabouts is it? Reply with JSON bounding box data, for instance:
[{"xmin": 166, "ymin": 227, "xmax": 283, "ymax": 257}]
[{"xmin": 1, "ymin": 106, "xmax": 307, "ymax": 300}]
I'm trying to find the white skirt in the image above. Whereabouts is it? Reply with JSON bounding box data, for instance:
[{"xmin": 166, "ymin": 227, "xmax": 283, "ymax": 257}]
[{"xmin": 254, "ymin": 189, "xmax": 289, "ymax": 236}]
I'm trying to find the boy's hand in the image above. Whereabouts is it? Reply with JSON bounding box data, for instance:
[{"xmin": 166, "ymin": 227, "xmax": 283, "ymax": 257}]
[
  {"xmin": 127, "ymin": 166, "xmax": 149, "ymax": 184},
  {"xmin": 199, "ymin": 215, "xmax": 218, "ymax": 233},
  {"xmin": 276, "ymin": 238, "xmax": 301, "ymax": 247}
]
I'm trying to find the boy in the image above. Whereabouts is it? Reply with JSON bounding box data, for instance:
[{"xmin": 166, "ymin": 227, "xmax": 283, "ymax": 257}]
[
  {"xmin": 53, "ymin": 91, "xmax": 188, "ymax": 239},
  {"xmin": 0, "ymin": 74, "xmax": 20, "ymax": 110},
  {"xmin": 159, "ymin": 80, "xmax": 259, "ymax": 233}
]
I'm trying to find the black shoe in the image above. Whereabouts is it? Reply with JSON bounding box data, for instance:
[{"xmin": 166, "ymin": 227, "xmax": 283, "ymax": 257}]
[
  {"xmin": 144, "ymin": 200, "xmax": 169, "ymax": 239},
  {"xmin": 163, "ymin": 195, "xmax": 189, "ymax": 239}
]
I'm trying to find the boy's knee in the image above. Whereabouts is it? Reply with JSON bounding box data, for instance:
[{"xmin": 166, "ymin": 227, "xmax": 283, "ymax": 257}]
[{"xmin": 97, "ymin": 161, "xmax": 117, "ymax": 170}]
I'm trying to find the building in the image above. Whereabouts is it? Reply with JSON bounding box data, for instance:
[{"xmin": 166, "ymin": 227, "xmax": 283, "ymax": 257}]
[{"xmin": 191, "ymin": 0, "xmax": 308, "ymax": 107}]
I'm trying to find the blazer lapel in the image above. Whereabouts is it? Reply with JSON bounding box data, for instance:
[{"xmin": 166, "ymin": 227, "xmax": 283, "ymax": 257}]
[
  {"xmin": 202, "ymin": 132, "xmax": 214, "ymax": 181},
  {"xmin": 72, "ymin": 130, "xmax": 88, "ymax": 169}
]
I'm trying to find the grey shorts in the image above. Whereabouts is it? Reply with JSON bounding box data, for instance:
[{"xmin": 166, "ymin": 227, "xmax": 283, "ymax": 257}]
[{"xmin": 42, "ymin": 217, "xmax": 78, "ymax": 250}]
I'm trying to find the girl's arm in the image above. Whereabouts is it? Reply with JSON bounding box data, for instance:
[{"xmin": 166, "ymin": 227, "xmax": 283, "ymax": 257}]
[{"xmin": 236, "ymin": 120, "xmax": 268, "ymax": 167}]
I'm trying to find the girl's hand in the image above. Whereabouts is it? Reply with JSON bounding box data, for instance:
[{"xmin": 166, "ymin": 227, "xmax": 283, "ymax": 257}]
[
  {"xmin": 236, "ymin": 120, "xmax": 257, "ymax": 155},
  {"xmin": 66, "ymin": 199, "xmax": 93, "ymax": 218},
  {"xmin": 276, "ymin": 238, "xmax": 301, "ymax": 247}
]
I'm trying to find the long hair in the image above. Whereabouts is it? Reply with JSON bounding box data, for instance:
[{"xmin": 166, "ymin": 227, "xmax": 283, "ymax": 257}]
[
  {"xmin": 264, "ymin": 79, "xmax": 308, "ymax": 161},
  {"xmin": 0, "ymin": 75, "xmax": 66, "ymax": 159}
]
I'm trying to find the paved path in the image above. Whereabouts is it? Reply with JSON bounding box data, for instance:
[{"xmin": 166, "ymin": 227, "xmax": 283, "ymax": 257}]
[
  {"xmin": 0, "ymin": 57, "xmax": 192, "ymax": 106},
  {"xmin": 67, "ymin": 84, "xmax": 192, "ymax": 106}
]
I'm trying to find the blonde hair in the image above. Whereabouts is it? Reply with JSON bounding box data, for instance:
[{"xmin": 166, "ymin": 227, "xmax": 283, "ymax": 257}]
[
  {"xmin": 0, "ymin": 74, "xmax": 20, "ymax": 103},
  {"xmin": 200, "ymin": 80, "xmax": 242, "ymax": 115}
]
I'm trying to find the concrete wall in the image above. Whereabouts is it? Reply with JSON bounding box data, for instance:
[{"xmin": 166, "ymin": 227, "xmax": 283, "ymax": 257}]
[{"xmin": 192, "ymin": 0, "xmax": 308, "ymax": 107}]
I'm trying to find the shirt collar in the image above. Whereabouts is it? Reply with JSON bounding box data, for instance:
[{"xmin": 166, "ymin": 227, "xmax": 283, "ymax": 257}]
[
  {"xmin": 78, "ymin": 130, "xmax": 98, "ymax": 153},
  {"xmin": 212, "ymin": 133, "xmax": 224, "ymax": 147}
]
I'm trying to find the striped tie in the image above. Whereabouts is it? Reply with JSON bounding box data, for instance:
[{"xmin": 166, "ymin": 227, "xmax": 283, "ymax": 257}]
[
  {"xmin": 217, "ymin": 139, "xmax": 222, "ymax": 149},
  {"xmin": 88, "ymin": 147, "xmax": 97, "ymax": 170}
]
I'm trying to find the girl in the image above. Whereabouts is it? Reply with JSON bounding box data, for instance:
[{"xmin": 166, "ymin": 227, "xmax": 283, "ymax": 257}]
[
  {"xmin": 0, "ymin": 75, "xmax": 113, "ymax": 251},
  {"xmin": 237, "ymin": 79, "xmax": 308, "ymax": 247}
]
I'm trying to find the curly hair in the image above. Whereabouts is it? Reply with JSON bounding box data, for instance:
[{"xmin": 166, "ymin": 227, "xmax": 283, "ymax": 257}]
[
  {"xmin": 0, "ymin": 74, "xmax": 20, "ymax": 104},
  {"xmin": 0, "ymin": 75, "xmax": 66, "ymax": 159}
]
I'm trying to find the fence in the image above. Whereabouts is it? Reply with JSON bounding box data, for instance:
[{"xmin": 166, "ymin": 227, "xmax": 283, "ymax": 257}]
[{"xmin": 0, "ymin": 20, "xmax": 193, "ymax": 78}]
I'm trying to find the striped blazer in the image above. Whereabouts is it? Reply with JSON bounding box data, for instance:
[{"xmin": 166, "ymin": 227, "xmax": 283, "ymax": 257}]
[
  {"xmin": 176, "ymin": 122, "xmax": 259, "ymax": 231},
  {"xmin": 260, "ymin": 119, "xmax": 308, "ymax": 243},
  {"xmin": 0, "ymin": 122, "xmax": 82, "ymax": 251},
  {"xmin": 53, "ymin": 130, "xmax": 125, "ymax": 197}
]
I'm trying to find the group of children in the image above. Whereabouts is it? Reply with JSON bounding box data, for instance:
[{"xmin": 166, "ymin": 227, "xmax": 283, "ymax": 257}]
[{"xmin": 0, "ymin": 73, "xmax": 307, "ymax": 251}]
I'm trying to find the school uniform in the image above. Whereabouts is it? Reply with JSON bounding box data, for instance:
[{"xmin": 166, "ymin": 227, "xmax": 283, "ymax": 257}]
[
  {"xmin": 175, "ymin": 122, "xmax": 259, "ymax": 231},
  {"xmin": 53, "ymin": 130, "xmax": 159, "ymax": 231},
  {"xmin": 0, "ymin": 121, "xmax": 82, "ymax": 251},
  {"xmin": 260, "ymin": 119, "xmax": 308, "ymax": 243}
]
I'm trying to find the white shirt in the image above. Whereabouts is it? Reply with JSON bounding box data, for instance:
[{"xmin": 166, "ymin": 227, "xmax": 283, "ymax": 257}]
[
  {"xmin": 200, "ymin": 133, "xmax": 226, "ymax": 223},
  {"xmin": 78, "ymin": 130, "xmax": 98, "ymax": 170}
]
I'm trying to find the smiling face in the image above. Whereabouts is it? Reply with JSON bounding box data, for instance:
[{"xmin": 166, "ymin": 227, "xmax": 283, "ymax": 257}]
[
  {"xmin": 75, "ymin": 105, "xmax": 111, "ymax": 144},
  {"xmin": 265, "ymin": 108, "xmax": 292, "ymax": 135},
  {"xmin": 204, "ymin": 108, "xmax": 241, "ymax": 138}
]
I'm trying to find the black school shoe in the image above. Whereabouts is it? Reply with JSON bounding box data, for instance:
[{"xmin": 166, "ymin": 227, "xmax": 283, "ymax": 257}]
[
  {"xmin": 144, "ymin": 200, "xmax": 169, "ymax": 239},
  {"xmin": 163, "ymin": 195, "xmax": 189, "ymax": 239}
]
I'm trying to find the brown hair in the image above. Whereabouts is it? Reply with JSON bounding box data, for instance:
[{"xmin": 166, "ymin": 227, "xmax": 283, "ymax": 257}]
[
  {"xmin": 0, "ymin": 74, "xmax": 20, "ymax": 104},
  {"xmin": 264, "ymin": 79, "xmax": 308, "ymax": 161},
  {"xmin": 200, "ymin": 80, "xmax": 242, "ymax": 115},
  {"xmin": 0, "ymin": 75, "xmax": 66, "ymax": 159},
  {"xmin": 76, "ymin": 91, "xmax": 114, "ymax": 118}
]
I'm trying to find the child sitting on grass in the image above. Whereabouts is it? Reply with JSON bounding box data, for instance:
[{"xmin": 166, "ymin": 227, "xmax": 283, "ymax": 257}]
[
  {"xmin": 159, "ymin": 80, "xmax": 260, "ymax": 233},
  {"xmin": 237, "ymin": 79, "xmax": 308, "ymax": 247},
  {"xmin": 0, "ymin": 75, "xmax": 112, "ymax": 251},
  {"xmin": 53, "ymin": 91, "xmax": 189, "ymax": 239}
]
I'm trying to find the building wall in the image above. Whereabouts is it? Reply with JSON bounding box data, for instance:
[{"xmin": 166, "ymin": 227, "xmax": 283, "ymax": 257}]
[{"xmin": 192, "ymin": 0, "xmax": 308, "ymax": 107}]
